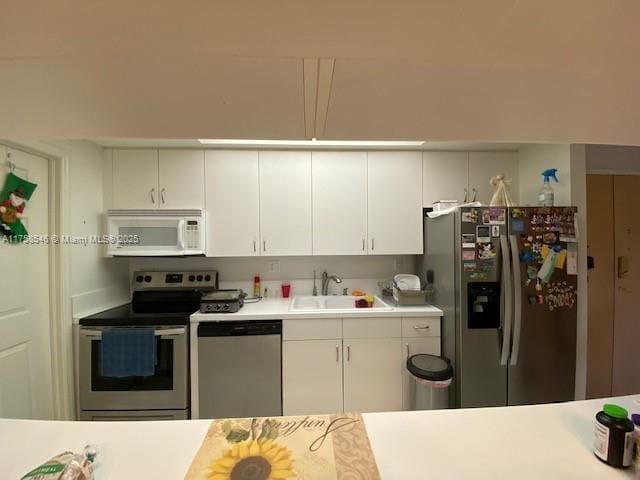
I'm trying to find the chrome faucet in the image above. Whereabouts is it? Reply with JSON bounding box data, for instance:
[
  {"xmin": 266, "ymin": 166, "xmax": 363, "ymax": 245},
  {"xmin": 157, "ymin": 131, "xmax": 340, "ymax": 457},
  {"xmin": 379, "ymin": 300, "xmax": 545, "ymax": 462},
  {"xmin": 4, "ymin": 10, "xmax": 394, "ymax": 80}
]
[{"xmin": 321, "ymin": 270, "xmax": 343, "ymax": 296}]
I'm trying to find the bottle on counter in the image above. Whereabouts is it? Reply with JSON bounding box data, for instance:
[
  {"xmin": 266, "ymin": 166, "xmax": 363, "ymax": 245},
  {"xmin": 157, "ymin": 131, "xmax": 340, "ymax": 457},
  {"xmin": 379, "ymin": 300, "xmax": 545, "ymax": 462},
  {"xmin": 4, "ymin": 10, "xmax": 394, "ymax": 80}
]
[
  {"xmin": 594, "ymin": 403, "xmax": 635, "ymax": 468},
  {"xmin": 253, "ymin": 276, "xmax": 261, "ymax": 297}
]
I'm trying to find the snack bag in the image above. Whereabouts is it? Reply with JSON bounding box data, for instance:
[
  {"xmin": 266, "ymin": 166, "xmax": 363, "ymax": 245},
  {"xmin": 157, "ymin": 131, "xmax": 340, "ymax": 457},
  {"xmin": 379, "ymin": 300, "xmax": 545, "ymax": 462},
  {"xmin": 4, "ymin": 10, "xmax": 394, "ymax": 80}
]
[{"xmin": 21, "ymin": 446, "xmax": 97, "ymax": 480}]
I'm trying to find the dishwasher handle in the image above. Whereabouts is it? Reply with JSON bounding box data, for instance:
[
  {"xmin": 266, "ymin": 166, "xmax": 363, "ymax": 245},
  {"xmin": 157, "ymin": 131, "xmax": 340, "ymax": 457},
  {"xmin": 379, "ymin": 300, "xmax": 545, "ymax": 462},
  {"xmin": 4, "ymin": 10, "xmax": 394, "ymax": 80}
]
[{"xmin": 198, "ymin": 320, "xmax": 282, "ymax": 337}]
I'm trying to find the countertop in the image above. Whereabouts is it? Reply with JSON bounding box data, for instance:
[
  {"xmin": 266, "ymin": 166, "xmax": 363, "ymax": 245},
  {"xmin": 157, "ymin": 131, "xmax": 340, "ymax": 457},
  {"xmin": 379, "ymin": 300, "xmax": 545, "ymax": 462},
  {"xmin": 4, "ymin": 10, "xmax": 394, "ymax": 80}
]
[
  {"xmin": 2, "ymin": 395, "xmax": 638, "ymax": 479},
  {"xmin": 190, "ymin": 297, "xmax": 444, "ymax": 322}
]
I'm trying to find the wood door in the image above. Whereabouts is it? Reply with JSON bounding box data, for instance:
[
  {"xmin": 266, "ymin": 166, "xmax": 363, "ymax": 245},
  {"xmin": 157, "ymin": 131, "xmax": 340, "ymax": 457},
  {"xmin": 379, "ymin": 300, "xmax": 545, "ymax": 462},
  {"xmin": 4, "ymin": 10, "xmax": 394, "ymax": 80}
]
[
  {"xmin": 0, "ymin": 147, "xmax": 52, "ymax": 419},
  {"xmin": 205, "ymin": 150, "xmax": 260, "ymax": 256},
  {"xmin": 422, "ymin": 151, "xmax": 469, "ymax": 206},
  {"xmin": 367, "ymin": 151, "xmax": 422, "ymax": 254},
  {"xmin": 468, "ymin": 152, "xmax": 519, "ymax": 205},
  {"xmin": 586, "ymin": 175, "xmax": 614, "ymax": 399},
  {"xmin": 282, "ymin": 340, "xmax": 344, "ymax": 415},
  {"xmin": 112, "ymin": 149, "xmax": 159, "ymax": 209},
  {"xmin": 259, "ymin": 151, "xmax": 312, "ymax": 256},
  {"xmin": 612, "ymin": 175, "xmax": 640, "ymax": 396},
  {"xmin": 158, "ymin": 150, "xmax": 205, "ymax": 209},
  {"xmin": 343, "ymin": 338, "xmax": 403, "ymax": 412},
  {"xmin": 312, "ymin": 151, "xmax": 368, "ymax": 255},
  {"xmin": 401, "ymin": 337, "xmax": 441, "ymax": 410}
]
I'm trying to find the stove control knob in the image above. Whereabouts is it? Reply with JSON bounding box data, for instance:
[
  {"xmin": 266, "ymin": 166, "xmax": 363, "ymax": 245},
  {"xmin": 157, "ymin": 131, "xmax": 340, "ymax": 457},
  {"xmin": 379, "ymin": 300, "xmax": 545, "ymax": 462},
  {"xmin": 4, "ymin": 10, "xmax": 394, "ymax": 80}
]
[
  {"xmin": 204, "ymin": 275, "xmax": 211, "ymax": 282},
  {"xmin": 136, "ymin": 275, "xmax": 143, "ymax": 283},
  {"xmin": 144, "ymin": 275, "xmax": 152, "ymax": 283},
  {"xmin": 197, "ymin": 275, "xmax": 203, "ymax": 282},
  {"xmin": 188, "ymin": 275, "xmax": 195, "ymax": 282}
]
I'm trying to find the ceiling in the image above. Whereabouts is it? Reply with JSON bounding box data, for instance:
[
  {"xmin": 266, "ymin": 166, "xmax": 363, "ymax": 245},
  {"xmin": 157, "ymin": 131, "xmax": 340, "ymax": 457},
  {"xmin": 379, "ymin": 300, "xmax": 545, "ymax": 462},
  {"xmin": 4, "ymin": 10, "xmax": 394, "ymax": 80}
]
[{"xmin": 1, "ymin": 1, "xmax": 639, "ymax": 145}]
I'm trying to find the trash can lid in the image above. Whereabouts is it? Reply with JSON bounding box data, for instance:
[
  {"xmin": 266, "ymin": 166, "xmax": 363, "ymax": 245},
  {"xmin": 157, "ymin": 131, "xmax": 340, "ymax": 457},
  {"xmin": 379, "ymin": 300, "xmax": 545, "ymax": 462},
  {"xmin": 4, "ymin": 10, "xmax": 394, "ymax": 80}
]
[{"xmin": 407, "ymin": 354, "xmax": 453, "ymax": 382}]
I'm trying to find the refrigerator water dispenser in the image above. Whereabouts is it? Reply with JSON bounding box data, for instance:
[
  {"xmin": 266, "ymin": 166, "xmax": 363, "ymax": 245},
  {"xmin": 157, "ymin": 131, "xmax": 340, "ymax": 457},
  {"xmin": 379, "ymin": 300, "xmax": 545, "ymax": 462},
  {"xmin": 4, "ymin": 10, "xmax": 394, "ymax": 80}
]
[{"xmin": 467, "ymin": 282, "xmax": 500, "ymax": 329}]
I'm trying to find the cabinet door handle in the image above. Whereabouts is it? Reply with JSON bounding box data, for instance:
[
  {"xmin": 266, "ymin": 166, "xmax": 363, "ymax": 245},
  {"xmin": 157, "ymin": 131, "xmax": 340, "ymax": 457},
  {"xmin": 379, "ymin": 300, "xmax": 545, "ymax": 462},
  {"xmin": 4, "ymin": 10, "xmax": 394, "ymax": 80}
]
[
  {"xmin": 150, "ymin": 188, "xmax": 156, "ymax": 204},
  {"xmin": 371, "ymin": 237, "xmax": 375, "ymax": 251},
  {"xmin": 263, "ymin": 240, "xmax": 266, "ymax": 252},
  {"xmin": 463, "ymin": 188, "xmax": 468, "ymax": 203},
  {"xmin": 405, "ymin": 343, "xmax": 410, "ymax": 358},
  {"xmin": 362, "ymin": 237, "xmax": 365, "ymax": 251},
  {"xmin": 161, "ymin": 188, "xmax": 166, "ymax": 204},
  {"xmin": 471, "ymin": 188, "xmax": 477, "ymax": 202},
  {"xmin": 253, "ymin": 239, "xmax": 257, "ymax": 253},
  {"xmin": 413, "ymin": 325, "xmax": 431, "ymax": 330},
  {"xmin": 346, "ymin": 344, "xmax": 351, "ymax": 361},
  {"xmin": 336, "ymin": 345, "xmax": 340, "ymax": 362}
]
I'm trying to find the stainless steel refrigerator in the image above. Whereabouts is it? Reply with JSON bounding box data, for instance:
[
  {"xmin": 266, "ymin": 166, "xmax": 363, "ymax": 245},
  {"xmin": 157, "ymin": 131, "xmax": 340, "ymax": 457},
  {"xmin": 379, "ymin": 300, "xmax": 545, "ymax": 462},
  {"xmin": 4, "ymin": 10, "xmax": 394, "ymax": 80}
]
[{"xmin": 422, "ymin": 206, "xmax": 578, "ymax": 408}]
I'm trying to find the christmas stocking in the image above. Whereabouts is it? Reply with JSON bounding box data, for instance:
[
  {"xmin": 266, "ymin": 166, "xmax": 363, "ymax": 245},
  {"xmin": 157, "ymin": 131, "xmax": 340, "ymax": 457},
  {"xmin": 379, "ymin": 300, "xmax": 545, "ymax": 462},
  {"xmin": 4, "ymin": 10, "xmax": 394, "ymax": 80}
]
[{"xmin": 0, "ymin": 172, "xmax": 38, "ymax": 242}]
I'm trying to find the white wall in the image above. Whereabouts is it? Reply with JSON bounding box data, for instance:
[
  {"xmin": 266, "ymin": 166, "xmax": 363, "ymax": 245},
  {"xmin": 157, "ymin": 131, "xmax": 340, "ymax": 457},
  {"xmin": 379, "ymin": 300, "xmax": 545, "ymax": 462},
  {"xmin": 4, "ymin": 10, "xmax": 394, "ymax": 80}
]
[
  {"xmin": 586, "ymin": 144, "xmax": 640, "ymax": 174},
  {"xmin": 518, "ymin": 144, "xmax": 572, "ymax": 206},
  {"xmin": 49, "ymin": 140, "xmax": 129, "ymax": 315},
  {"xmin": 569, "ymin": 145, "xmax": 588, "ymax": 400}
]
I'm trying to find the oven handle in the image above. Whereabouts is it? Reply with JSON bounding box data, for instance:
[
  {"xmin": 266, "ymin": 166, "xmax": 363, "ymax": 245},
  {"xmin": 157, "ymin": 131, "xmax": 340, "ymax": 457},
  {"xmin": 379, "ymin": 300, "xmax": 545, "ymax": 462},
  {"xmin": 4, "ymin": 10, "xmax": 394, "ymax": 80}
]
[{"xmin": 80, "ymin": 327, "xmax": 186, "ymax": 339}]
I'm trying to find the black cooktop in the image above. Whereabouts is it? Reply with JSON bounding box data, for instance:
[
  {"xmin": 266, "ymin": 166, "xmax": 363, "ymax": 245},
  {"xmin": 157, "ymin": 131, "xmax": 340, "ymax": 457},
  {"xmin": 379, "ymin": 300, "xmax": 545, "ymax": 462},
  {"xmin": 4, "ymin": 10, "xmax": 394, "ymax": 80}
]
[{"xmin": 79, "ymin": 303, "xmax": 194, "ymax": 327}]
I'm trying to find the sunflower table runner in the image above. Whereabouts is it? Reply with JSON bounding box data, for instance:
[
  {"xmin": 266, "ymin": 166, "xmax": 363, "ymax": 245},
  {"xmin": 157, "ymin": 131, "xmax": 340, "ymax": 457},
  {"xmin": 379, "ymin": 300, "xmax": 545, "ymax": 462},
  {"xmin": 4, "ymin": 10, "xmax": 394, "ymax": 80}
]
[{"xmin": 185, "ymin": 413, "xmax": 381, "ymax": 480}]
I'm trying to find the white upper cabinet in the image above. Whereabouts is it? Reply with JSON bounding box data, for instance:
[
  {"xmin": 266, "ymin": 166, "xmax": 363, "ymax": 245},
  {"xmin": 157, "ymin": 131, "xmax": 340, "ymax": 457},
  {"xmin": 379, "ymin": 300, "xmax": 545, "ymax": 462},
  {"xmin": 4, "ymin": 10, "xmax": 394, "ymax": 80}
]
[
  {"xmin": 468, "ymin": 152, "xmax": 519, "ymax": 206},
  {"xmin": 367, "ymin": 152, "xmax": 423, "ymax": 254},
  {"xmin": 259, "ymin": 151, "xmax": 312, "ymax": 256},
  {"xmin": 312, "ymin": 152, "xmax": 368, "ymax": 255},
  {"xmin": 422, "ymin": 151, "xmax": 469, "ymax": 206},
  {"xmin": 112, "ymin": 149, "xmax": 159, "ymax": 209},
  {"xmin": 158, "ymin": 150, "xmax": 204, "ymax": 209},
  {"xmin": 112, "ymin": 149, "xmax": 205, "ymax": 210},
  {"xmin": 205, "ymin": 150, "xmax": 260, "ymax": 256}
]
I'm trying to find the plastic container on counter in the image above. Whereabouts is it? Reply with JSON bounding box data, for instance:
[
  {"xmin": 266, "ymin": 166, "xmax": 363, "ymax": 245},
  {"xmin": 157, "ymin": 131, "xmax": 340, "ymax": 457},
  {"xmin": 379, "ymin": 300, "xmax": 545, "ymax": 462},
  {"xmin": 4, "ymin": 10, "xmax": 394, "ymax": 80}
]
[{"xmin": 594, "ymin": 403, "xmax": 635, "ymax": 468}]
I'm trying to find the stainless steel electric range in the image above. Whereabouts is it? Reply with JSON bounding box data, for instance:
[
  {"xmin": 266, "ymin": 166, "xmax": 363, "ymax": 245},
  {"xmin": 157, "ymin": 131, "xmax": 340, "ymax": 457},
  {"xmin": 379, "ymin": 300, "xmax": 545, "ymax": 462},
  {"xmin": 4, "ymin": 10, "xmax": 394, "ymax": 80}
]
[{"xmin": 77, "ymin": 270, "xmax": 218, "ymax": 421}]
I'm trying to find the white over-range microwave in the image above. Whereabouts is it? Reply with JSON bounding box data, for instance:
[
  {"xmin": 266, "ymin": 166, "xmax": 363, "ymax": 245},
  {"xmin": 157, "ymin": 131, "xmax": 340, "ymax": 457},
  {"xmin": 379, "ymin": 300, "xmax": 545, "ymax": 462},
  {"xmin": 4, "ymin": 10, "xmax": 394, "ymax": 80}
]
[{"xmin": 106, "ymin": 209, "xmax": 205, "ymax": 256}]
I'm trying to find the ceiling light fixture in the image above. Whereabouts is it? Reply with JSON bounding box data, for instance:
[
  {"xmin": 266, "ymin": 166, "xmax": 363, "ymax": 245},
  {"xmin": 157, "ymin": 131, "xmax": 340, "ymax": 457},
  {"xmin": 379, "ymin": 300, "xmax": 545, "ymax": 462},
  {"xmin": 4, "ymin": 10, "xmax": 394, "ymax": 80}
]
[{"xmin": 198, "ymin": 139, "xmax": 425, "ymax": 147}]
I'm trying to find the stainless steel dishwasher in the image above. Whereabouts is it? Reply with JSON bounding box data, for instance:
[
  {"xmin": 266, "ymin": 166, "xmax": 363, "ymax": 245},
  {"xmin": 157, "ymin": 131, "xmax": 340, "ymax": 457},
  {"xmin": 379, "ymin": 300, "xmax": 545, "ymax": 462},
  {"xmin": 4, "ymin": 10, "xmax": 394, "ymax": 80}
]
[{"xmin": 197, "ymin": 320, "xmax": 282, "ymax": 419}]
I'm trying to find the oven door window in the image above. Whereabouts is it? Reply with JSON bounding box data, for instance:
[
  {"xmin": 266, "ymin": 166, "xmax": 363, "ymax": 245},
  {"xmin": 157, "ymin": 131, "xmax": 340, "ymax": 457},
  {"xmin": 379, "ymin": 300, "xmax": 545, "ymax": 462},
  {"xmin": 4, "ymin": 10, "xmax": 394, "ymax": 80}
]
[{"xmin": 90, "ymin": 337, "xmax": 174, "ymax": 391}]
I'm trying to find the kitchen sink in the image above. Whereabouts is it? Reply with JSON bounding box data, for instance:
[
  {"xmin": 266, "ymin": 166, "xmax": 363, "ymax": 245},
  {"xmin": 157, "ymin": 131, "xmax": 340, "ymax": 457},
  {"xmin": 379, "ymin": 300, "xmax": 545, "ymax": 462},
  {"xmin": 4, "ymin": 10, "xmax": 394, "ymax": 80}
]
[{"xmin": 289, "ymin": 295, "xmax": 392, "ymax": 312}]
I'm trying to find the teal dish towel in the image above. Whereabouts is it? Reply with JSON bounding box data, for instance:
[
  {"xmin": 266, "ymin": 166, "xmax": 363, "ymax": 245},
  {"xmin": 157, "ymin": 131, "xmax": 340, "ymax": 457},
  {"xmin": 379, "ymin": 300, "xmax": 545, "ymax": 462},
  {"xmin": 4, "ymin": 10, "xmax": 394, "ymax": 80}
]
[{"xmin": 100, "ymin": 328, "xmax": 156, "ymax": 377}]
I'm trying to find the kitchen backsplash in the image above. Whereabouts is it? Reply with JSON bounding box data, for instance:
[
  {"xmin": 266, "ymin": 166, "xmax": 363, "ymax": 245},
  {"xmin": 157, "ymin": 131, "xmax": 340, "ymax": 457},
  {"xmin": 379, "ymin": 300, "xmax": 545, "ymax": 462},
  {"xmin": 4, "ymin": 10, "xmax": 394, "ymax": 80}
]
[{"xmin": 128, "ymin": 255, "xmax": 417, "ymax": 295}]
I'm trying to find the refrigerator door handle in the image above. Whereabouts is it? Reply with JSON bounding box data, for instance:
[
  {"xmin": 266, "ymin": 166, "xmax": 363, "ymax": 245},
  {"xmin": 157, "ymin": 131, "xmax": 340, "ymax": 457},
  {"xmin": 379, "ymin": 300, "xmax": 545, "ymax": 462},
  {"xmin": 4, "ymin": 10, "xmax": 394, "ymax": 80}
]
[
  {"xmin": 499, "ymin": 235, "xmax": 513, "ymax": 366},
  {"xmin": 509, "ymin": 234, "xmax": 523, "ymax": 366}
]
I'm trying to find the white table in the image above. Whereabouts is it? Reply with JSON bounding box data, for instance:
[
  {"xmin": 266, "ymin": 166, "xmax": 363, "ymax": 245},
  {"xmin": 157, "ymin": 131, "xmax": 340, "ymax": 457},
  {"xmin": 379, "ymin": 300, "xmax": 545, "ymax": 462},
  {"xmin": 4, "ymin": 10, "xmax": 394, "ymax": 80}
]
[{"xmin": 2, "ymin": 395, "xmax": 638, "ymax": 479}]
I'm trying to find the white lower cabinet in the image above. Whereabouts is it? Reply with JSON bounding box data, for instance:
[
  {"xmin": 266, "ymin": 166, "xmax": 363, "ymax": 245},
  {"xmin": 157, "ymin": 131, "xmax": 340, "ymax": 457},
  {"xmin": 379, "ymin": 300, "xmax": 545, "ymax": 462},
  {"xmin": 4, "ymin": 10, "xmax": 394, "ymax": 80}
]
[
  {"xmin": 282, "ymin": 339, "xmax": 344, "ymax": 415},
  {"xmin": 283, "ymin": 316, "xmax": 442, "ymax": 415},
  {"xmin": 343, "ymin": 338, "xmax": 403, "ymax": 413}
]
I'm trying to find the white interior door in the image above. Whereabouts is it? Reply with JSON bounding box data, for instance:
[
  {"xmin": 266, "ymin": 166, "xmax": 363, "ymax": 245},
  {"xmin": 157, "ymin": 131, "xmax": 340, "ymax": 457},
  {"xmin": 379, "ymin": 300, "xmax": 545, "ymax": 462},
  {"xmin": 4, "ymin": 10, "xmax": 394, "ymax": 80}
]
[
  {"xmin": 282, "ymin": 340, "xmax": 344, "ymax": 415},
  {"xmin": 158, "ymin": 150, "xmax": 205, "ymax": 209},
  {"xmin": 0, "ymin": 147, "xmax": 52, "ymax": 419},
  {"xmin": 112, "ymin": 149, "xmax": 159, "ymax": 209},
  {"xmin": 343, "ymin": 338, "xmax": 403, "ymax": 412},
  {"xmin": 205, "ymin": 150, "xmax": 260, "ymax": 256},
  {"xmin": 367, "ymin": 152, "xmax": 423, "ymax": 254},
  {"xmin": 468, "ymin": 152, "xmax": 519, "ymax": 205},
  {"xmin": 312, "ymin": 152, "xmax": 368, "ymax": 255},
  {"xmin": 259, "ymin": 151, "xmax": 312, "ymax": 256}
]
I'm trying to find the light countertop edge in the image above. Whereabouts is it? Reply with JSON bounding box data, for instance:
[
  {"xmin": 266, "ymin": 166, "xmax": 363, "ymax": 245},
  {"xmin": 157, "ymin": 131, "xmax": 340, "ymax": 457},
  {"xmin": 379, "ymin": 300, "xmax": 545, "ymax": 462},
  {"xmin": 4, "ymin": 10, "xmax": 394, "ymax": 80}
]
[
  {"xmin": 190, "ymin": 298, "xmax": 443, "ymax": 322},
  {"xmin": 2, "ymin": 395, "xmax": 638, "ymax": 479}
]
